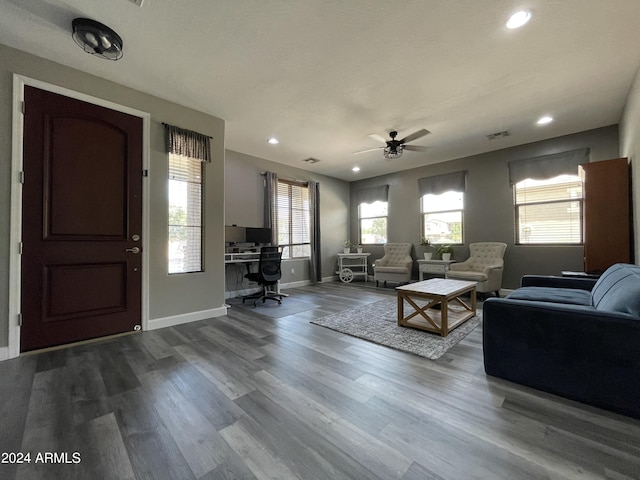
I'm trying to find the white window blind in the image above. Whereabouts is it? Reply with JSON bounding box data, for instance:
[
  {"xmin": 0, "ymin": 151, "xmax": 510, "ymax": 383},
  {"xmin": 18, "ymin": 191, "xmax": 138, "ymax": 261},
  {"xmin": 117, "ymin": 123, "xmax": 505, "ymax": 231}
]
[
  {"xmin": 277, "ymin": 180, "xmax": 310, "ymax": 259},
  {"xmin": 358, "ymin": 201, "xmax": 388, "ymax": 244},
  {"xmin": 168, "ymin": 153, "xmax": 204, "ymax": 273},
  {"xmin": 514, "ymin": 175, "xmax": 583, "ymax": 244}
]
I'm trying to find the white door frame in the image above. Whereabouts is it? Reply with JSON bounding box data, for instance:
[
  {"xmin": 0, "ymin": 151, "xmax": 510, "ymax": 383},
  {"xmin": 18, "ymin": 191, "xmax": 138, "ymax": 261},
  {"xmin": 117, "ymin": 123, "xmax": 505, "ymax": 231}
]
[{"xmin": 5, "ymin": 74, "xmax": 151, "ymax": 360}]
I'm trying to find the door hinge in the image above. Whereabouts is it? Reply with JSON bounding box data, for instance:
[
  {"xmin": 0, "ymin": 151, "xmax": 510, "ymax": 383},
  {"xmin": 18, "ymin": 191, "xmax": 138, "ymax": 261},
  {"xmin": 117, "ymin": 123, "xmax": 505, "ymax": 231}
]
[
  {"xmin": 17, "ymin": 313, "xmax": 22, "ymax": 327},
  {"xmin": 19, "ymin": 171, "xmax": 25, "ymax": 184},
  {"xmin": 21, "ymin": 101, "xmax": 25, "ymax": 114},
  {"xmin": 18, "ymin": 242, "xmax": 23, "ymax": 255},
  {"xmin": 142, "ymin": 169, "xmax": 148, "ymax": 177}
]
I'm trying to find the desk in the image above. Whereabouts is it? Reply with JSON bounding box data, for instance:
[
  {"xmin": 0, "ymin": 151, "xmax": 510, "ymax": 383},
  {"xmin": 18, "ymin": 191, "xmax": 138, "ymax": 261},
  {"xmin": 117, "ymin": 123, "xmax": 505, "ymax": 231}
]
[
  {"xmin": 225, "ymin": 252, "xmax": 260, "ymax": 264},
  {"xmin": 225, "ymin": 251, "xmax": 286, "ymax": 296}
]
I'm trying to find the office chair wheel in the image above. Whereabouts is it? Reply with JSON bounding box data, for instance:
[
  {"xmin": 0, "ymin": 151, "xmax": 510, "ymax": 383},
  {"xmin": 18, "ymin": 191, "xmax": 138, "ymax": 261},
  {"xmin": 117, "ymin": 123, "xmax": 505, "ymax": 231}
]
[{"xmin": 339, "ymin": 268, "xmax": 354, "ymax": 283}]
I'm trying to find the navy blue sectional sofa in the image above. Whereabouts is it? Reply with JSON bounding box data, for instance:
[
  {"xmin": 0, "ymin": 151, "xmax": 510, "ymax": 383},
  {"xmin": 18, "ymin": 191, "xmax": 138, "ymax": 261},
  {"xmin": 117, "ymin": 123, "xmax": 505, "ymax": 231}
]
[{"xmin": 483, "ymin": 263, "xmax": 640, "ymax": 419}]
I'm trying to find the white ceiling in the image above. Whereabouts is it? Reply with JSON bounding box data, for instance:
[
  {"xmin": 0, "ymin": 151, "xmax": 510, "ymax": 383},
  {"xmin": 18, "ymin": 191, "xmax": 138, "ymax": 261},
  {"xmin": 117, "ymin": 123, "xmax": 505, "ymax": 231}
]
[{"xmin": 2, "ymin": 0, "xmax": 640, "ymax": 180}]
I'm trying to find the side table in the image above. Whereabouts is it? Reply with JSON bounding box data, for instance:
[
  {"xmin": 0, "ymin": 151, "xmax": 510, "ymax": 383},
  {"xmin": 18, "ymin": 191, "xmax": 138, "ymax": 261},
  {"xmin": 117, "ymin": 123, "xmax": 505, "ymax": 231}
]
[
  {"xmin": 561, "ymin": 271, "xmax": 601, "ymax": 280},
  {"xmin": 336, "ymin": 253, "xmax": 371, "ymax": 283},
  {"xmin": 417, "ymin": 259, "xmax": 456, "ymax": 281}
]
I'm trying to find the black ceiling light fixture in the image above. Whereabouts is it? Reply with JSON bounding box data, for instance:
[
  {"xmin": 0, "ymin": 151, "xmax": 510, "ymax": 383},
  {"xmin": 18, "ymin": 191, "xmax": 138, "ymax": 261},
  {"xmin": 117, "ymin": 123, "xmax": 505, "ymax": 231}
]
[
  {"xmin": 72, "ymin": 18, "xmax": 123, "ymax": 61},
  {"xmin": 383, "ymin": 140, "xmax": 404, "ymax": 160},
  {"xmin": 353, "ymin": 129, "xmax": 431, "ymax": 160}
]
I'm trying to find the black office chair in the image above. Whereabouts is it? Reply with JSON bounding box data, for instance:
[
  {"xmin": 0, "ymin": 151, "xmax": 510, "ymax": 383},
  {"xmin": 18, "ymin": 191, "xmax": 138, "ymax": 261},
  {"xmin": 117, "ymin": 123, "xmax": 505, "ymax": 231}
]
[{"xmin": 242, "ymin": 246, "xmax": 284, "ymax": 306}]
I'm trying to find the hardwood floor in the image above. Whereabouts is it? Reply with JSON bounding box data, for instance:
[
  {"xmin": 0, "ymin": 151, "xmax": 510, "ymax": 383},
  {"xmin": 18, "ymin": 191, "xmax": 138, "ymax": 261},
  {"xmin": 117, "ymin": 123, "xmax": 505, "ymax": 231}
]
[{"xmin": 1, "ymin": 282, "xmax": 639, "ymax": 479}]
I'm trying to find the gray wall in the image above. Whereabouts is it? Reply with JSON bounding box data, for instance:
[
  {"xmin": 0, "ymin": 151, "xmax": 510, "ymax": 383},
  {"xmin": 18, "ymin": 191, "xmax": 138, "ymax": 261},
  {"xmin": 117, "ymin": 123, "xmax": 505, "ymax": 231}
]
[
  {"xmin": 0, "ymin": 44, "xmax": 226, "ymax": 348},
  {"xmin": 225, "ymin": 150, "xmax": 350, "ymax": 290},
  {"xmin": 620, "ymin": 67, "xmax": 640, "ymax": 261},
  {"xmin": 349, "ymin": 126, "xmax": 621, "ymax": 289},
  {"xmin": 2, "ymin": 42, "xmax": 636, "ymax": 348}
]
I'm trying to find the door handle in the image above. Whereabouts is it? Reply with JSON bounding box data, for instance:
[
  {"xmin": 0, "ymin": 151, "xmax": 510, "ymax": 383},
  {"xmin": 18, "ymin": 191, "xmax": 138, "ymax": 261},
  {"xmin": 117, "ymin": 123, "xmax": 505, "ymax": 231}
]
[{"xmin": 126, "ymin": 246, "xmax": 141, "ymax": 254}]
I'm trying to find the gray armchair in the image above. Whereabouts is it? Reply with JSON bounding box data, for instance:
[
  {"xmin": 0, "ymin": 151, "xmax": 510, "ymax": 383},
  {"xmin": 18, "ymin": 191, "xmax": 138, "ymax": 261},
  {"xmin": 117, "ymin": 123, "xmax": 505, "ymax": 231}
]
[
  {"xmin": 373, "ymin": 243, "xmax": 413, "ymax": 287},
  {"xmin": 445, "ymin": 242, "xmax": 506, "ymax": 297}
]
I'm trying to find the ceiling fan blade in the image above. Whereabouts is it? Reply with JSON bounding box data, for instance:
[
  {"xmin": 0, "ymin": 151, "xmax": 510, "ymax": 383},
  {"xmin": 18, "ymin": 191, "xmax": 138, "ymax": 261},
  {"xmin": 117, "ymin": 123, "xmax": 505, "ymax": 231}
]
[
  {"xmin": 399, "ymin": 128, "xmax": 430, "ymax": 144},
  {"xmin": 368, "ymin": 133, "xmax": 388, "ymax": 144},
  {"xmin": 402, "ymin": 145, "xmax": 429, "ymax": 152},
  {"xmin": 353, "ymin": 147, "xmax": 383, "ymax": 155}
]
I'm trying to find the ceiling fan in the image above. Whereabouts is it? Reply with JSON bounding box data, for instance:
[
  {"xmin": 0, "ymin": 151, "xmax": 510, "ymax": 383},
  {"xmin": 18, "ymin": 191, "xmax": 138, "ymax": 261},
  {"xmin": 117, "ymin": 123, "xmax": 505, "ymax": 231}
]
[{"xmin": 354, "ymin": 129, "xmax": 430, "ymax": 160}]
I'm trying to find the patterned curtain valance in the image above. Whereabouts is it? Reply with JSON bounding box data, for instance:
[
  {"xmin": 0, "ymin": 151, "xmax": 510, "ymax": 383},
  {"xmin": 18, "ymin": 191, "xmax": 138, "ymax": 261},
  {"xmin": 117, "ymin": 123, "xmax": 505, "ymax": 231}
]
[
  {"xmin": 353, "ymin": 184, "xmax": 389, "ymax": 205},
  {"xmin": 163, "ymin": 123, "xmax": 212, "ymax": 162},
  {"xmin": 508, "ymin": 148, "xmax": 589, "ymax": 185},
  {"xmin": 417, "ymin": 171, "xmax": 467, "ymax": 196}
]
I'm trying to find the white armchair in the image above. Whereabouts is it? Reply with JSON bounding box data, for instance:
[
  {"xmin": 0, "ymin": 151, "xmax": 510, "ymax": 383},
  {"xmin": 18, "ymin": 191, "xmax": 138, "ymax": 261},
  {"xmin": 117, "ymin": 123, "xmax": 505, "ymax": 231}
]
[
  {"xmin": 374, "ymin": 243, "xmax": 413, "ymax": 287},
  {"xmin": 445, "ymin": 242, "xmax": 507, "ymax": 297}
]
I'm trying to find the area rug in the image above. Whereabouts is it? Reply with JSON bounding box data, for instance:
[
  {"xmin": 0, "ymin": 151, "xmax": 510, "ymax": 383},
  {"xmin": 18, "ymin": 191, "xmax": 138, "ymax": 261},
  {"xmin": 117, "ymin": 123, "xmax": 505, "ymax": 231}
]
[{"xmin": 310, "ymin": 297, "xmax": 481, "ymax": 360}]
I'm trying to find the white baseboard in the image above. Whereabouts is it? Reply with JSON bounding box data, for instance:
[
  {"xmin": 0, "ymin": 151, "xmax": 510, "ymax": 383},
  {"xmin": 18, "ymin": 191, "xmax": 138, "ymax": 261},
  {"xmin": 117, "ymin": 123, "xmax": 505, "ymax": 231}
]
[
  {"xmin": 226, "ymin": 279, "xmax": 315, "ymax": 299},
  {"xmin": 321, "ymin": 275, "xmax": 377, "ymax": 283},
  {"xmin": 147, "ymin": 306, "xmax": 227, "ymax": 331},
  {"xmin": 226, "ymin": 276, "xmax": 375, "ymax": 301},
  {"xmin": 0, "ymin": 346, "xmax": 9, "ymax": 362},
  {"xmin": 225, "ymin": 286, "xmax": 261, "ymax": 299},
  {"xmin": 280, "ymin": 279, "xmax": 312, "ymax": 289},
  {"xmin": 322, "ymin": 275, "xmax": 339, "ymax": 283}
]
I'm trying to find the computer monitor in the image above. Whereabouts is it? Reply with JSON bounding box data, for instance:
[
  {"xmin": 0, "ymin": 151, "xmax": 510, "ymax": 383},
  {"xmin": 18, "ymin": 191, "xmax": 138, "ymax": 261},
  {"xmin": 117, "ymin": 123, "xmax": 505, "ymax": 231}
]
[
  {"xmin": 225, "ymin": 225, "xmax": 246, "ymax": 244},
  {"xmin": 246, "ymin": 227, "xmax": 272, "ymax": 244}
]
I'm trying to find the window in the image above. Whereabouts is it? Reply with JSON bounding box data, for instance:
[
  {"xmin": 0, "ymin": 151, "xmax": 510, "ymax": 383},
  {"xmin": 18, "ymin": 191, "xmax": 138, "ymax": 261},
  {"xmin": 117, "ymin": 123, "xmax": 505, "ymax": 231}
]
[
  {"xmin": 514, "ymin": 174, "xmax": 582, "ymax": 244},
  {"xmin": 359, "ymin": 201, "xmax": 388, "ymax": 244},
  {"xmin": 421, "ymin": 191, "xmax": 463, "ymax": 244},
  {"xmin": 168, "ymin": 153, "xmax": 204, "ymax": 273},
  {"xmin": 277, "ymin": 180, "xmax": 310, "ymax": 259}
]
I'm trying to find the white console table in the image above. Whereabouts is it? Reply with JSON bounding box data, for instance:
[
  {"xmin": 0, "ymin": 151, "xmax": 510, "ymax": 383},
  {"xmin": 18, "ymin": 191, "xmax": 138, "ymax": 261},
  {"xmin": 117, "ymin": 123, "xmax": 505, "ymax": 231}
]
[
  {"xmin": 224, "ymin": 251, "xmax": 260, "ymax": 264},
  {"xmin": 336, "ymin": 253, "xmax": 370, "ymax": 283},
  {"xmin": 417, "ymin": 259, "xmax": 456, "ymax": 281}
]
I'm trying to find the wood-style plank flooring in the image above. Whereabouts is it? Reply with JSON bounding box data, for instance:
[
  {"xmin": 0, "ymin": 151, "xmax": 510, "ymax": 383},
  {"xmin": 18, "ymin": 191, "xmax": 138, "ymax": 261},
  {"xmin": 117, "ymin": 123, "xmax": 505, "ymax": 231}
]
[{"xmin": 1, "ymin": 282, "xmax": 639, "ymax": 479}]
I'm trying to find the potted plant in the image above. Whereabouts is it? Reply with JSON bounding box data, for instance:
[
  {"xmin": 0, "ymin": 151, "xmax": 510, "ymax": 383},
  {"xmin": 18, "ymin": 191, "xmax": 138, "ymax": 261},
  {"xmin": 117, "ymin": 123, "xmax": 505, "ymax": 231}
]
[
  {"xmin": 436, "ymin": 244, "xmax": 454, "ymax": 261},
  {"xmin": 420, "ymin": 237, "xmax": 433, "ymax": 260},
  {"xmin": 343, "ymin": 240, "xmax": 352, "ymax": 254},
  {"xmin": 356, "ymin": 244, "xmax": 363, "ymax": 254}
]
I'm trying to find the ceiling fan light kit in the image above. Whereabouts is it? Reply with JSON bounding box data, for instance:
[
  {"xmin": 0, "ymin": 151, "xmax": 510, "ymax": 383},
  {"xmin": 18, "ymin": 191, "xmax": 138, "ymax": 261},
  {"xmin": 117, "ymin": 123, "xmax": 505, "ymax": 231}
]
[
  {"xmin": 72, "ymin": 18, "xmax": 123, "ymax": 60},
  {"xmin": 383, "ymin": 144, "xmax": 403, "ymax": 159}
]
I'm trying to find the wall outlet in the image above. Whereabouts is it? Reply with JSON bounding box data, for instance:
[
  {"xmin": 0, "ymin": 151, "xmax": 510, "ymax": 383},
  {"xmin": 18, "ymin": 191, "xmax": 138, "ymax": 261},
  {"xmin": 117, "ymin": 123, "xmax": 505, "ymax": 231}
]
[{"xmin": 290, "ymin": 268, "xmax": 295, "ymax": 274}]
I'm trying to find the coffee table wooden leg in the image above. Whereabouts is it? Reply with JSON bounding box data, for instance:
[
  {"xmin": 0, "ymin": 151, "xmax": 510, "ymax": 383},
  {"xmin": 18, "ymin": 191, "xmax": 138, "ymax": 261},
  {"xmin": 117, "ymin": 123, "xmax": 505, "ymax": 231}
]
[
  {"xmin": 441, "ymin": 298, "xmax": 448, "ymax": 336},
  {"xmin": 471, "ymin": 288, "xmax": 476, "ymax": 315},
  {"xmin": 397, "ymin": 293, "xmax": 404, "ymax": 326}
]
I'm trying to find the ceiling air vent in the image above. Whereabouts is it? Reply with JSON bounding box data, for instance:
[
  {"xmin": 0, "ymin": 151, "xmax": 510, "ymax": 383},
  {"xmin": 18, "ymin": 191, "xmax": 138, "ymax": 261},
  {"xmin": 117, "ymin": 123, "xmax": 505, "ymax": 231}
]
[
  {"xmin": 486, "ymin": 130, "xmax": 511, "ymax": 141},
  {"xmin": 303, "ymin": 157, "xmax": 320, "ymax": 164}
]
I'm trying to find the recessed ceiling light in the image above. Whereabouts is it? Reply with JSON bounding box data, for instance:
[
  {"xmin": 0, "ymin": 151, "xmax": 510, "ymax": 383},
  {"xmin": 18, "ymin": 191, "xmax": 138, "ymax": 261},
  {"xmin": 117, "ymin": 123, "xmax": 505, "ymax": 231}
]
[
  {"xmin": 506, "ymin": 10, "xmax": 531, "ymax": 29},
  {"xmin": 352, "ymin": 166, "xmax": 360, "ymax": 172},
  {"xmin": 537, "ymin": 116, "xmax": 553, "ymax": 125},
  {"xmin": 267, "ymin": 137, "xmax": 279, "ymax": 145}
]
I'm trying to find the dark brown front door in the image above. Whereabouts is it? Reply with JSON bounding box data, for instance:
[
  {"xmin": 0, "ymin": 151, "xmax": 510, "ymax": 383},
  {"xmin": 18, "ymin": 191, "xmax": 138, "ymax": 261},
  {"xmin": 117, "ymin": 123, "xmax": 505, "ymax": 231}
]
[{"xmin": 21, "ymin": 86, "xmax": 143, "ymax": 352}]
